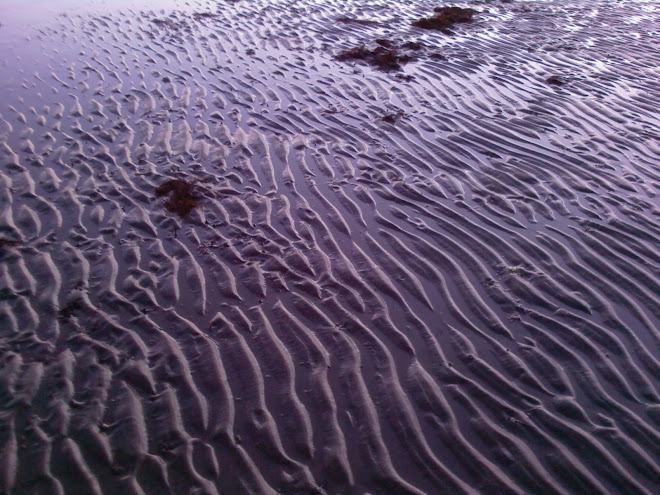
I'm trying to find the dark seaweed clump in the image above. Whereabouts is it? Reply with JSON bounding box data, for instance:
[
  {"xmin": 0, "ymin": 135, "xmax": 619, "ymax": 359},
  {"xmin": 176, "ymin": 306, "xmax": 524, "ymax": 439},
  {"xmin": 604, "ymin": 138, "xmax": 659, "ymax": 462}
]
[
  {"xmin": 546, "ymin": 75, "xmax": 564, "ymax": 85},
  {"xmin": 155, "ymin": 179, "xmax": 200, "ymax": 217},
  {"xmin": 413, "ymin": 7, "xmax": 477, "ymax": 33},
  {"xmin": 336, "ymin": 43, "xmax": 415, "ymax": 72}
]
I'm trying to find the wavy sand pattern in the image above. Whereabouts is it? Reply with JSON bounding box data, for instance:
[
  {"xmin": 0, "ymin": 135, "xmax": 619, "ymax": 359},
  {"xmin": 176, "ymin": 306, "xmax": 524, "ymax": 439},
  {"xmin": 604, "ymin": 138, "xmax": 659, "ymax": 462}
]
[{"xmin": 1, "ymin": 0, "xmax": 660, "ymax": 493}]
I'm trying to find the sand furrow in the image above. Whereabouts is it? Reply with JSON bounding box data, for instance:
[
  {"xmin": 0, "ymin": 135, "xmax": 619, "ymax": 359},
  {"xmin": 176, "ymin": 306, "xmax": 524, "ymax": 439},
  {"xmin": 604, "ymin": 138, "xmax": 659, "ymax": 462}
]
[{"xmin": 1, "ymin": 0, "xmax": 659, "ymax": 493}]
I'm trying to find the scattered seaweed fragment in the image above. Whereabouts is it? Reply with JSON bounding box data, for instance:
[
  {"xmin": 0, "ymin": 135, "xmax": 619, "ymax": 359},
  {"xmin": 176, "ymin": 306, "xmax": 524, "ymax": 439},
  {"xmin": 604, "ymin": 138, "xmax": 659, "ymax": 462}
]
[
  {"xmin": 192, "ymin": 12, "xmax": 217, "ymax": 20},
  {"xmin": 155, "ymin": 179, "xmax": 200, "ymax": 217},
  {"xmin": 402, "ymin": 41, "xmax": 424, "ymax": 51},
  {"xmin": 413, "ymin": 7, "xmax": 477, "ymax": 33},
  {"xmin": 396, "ymin": 74, "xmax": 415, "ymax": 82},
  {"xmin": 151, "ymin": 18, "xmax": 176, "ymax": 27},
  {"xmin": 150, "ymin": 18, "xmax": 188, "ymax": 31},
  {"xmin": 336, "ymin": 16, "xmax": 379, "ymax": 26},
  {"xmin": 336, "ymin": 43, "xmax": 415, "ymax": 72},
  {"xmin": 381, "ymin": 110, "xmax": 405, "ymax": 124},
  {"xmin": 375, "ymin": 38, "xmax": 395, "ymax": 48}
]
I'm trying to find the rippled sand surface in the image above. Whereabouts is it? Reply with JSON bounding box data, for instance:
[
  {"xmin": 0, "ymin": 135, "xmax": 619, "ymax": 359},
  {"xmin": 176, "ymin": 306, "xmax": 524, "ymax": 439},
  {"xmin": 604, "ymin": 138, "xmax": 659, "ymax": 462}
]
[{"xmin": 1, "ymin": 1, "xmax": 660, "ymax": 494}]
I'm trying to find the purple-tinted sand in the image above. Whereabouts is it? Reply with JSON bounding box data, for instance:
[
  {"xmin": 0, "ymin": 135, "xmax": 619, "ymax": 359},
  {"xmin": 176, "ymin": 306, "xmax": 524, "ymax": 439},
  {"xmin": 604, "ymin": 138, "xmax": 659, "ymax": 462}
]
[{"xmin": 1, "ymin": 1, "xmax": 660, "ymax": 494}]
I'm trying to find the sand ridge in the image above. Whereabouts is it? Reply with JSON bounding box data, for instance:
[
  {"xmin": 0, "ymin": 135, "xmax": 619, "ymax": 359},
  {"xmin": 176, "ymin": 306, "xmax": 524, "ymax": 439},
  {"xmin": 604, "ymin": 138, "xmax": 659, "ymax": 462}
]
[{"xmin": 1, "ymin": 0, "xmax": 660, "ymax": 494}]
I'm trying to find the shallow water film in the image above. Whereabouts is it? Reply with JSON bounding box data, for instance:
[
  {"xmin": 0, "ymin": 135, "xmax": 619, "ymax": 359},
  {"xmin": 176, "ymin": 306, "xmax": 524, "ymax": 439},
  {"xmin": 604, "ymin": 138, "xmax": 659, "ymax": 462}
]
[{"xmin": 1, "ymin": 0, "xmax": 660, "ymax": 494}]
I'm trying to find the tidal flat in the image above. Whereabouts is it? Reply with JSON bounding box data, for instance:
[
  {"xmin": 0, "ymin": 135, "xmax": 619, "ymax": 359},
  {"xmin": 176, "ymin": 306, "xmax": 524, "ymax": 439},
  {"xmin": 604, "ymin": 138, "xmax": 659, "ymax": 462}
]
[{"xmin": 1, "ymin": 1, "xmax": 660, "ymax": 494}]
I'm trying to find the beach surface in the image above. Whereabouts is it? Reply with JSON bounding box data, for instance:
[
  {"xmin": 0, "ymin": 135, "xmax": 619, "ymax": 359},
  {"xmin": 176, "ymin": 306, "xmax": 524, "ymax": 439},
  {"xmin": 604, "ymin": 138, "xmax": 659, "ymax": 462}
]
[{"xmin": 1, "ymin": 0, "xmax": 660, "ymax": 494}]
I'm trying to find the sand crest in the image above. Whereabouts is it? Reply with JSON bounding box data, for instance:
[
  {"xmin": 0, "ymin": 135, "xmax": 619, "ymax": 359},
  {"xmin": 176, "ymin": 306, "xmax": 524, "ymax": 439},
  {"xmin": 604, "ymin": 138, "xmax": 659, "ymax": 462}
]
[{"xmin": 1, "ymin": 1, "xmax": 660, "ymax": 494}]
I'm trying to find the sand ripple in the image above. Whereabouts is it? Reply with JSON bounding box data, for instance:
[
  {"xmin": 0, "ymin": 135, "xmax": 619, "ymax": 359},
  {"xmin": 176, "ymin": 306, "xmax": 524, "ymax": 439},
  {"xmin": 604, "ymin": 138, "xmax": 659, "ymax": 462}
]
[{"xmin": 1, "ymin": 1, "xmax": 660, "ymax": 494}]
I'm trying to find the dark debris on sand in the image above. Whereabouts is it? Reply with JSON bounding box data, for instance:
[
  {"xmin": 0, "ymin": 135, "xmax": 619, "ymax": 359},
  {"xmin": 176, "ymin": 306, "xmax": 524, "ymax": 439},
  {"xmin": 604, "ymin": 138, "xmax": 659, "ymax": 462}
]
[
  {"xmin": 192, "ymin": 12, "xmax": 217, "ymax": 20},
  {"xmin": 151, "ymin": 12, "xmax": 216, "ymax": 27},
  {"xmin": 546, "ymin": 75, "xmax": 564, "ymax": 85},
  {"xmin": 401, "ymin": 41, "xmax": 424, "ymax": 51},
  {"xmin": 156, "ymin": 179, "xmax": 200, "ymax": 217},
  {"xmin": 413, "ymin": 7, "xmax": 477, "ymax": 34},
  {"xmin": 336, "ymin": 43, "xmax": 416, "ymax": 72},
  {"xmin": 381, "ymin": 110, "xmax": 405, "ymax": 124},
  {"xmin": 336, "ymin": 16, "xmax": 380, "ymax": 26},
  {"xmin": 151, "ymin": 18, "xmax": 187, "ymax": 30}
]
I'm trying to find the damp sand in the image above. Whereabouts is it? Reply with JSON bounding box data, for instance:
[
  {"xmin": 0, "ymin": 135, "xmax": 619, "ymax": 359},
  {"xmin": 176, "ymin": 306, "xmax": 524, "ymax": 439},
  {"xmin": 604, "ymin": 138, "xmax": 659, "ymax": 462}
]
[{"xmin": 1, "ymin": 1, "xmax": 660, "ymax": 494}]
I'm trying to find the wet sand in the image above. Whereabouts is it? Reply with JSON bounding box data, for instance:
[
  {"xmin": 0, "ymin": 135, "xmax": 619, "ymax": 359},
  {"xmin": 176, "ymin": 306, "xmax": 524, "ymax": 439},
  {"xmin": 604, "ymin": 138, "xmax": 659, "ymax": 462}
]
[{"xmin": 1, "ymin": 0, "xmax": 660, "ymax": 494}]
